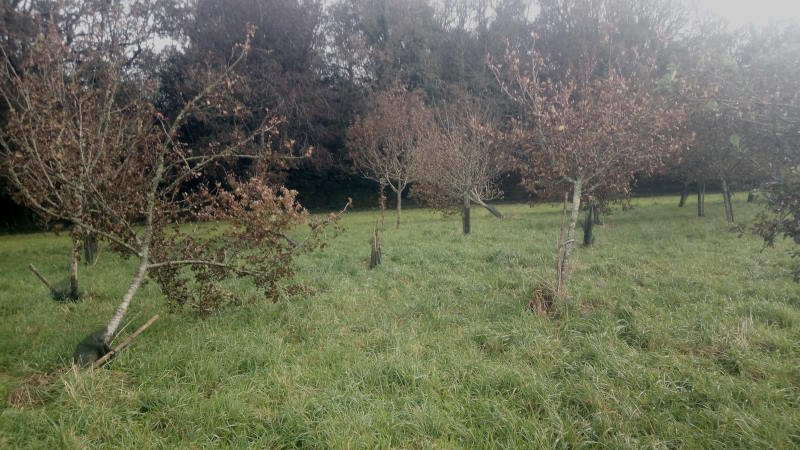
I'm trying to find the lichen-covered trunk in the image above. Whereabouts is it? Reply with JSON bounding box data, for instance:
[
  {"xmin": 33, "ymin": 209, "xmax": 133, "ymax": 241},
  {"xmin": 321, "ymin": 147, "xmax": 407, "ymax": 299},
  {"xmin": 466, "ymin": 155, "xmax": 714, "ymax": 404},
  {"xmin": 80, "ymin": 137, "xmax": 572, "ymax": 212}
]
[
  {"xmin": 102, "ymin": 151, "xmax": 164, "ymax": 344},
  {"xmin": 559, "ymin": 177, "xmax": 582, "ymax": 294},
  {"xmin": 697, "ymin": 182, "xmax": 706, "ymax": 217},
  {"xmin": 103, "ymin": 255, "xmax": 148, "ymax": 343},
  {"xmin": 721, "ymin": 178, "xmax": 734, "ymax": 223},
  {"xmin": 396, "ymin": 189, "xmax": 402, "ymax": 229},
  {"xmin": 679, "ymin": 181, "xmax": 689, "ymax": 207},
  {"xmin": 462, "ymin": 194, "xmax": 471, "ymax": 235},
  {"xmin": 69, "ymin": 230, "xmax": 80, "ymax": 299}
]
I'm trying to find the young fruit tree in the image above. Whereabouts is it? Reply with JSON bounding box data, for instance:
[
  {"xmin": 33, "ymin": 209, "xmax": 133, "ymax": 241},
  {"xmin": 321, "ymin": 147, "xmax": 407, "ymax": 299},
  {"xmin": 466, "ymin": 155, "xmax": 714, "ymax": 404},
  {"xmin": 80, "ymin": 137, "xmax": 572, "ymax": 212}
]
[
  {"xmin": 346, "ymin": 83, "xmax": 432, "ymax": 228},
  {"xmin": 0, "ymin": 0, "xmax": 163, "ymax": 299},
  {"xmin": 412, "ymin": 98, "xmax": 504, "ymax": 234},
  {"xmin": 491, "ymin": 48, "xmax": 689, "ymax": 296},
  {"xmin": 1, "ymin": 25, "xmax": 347, "ymax": 365}
]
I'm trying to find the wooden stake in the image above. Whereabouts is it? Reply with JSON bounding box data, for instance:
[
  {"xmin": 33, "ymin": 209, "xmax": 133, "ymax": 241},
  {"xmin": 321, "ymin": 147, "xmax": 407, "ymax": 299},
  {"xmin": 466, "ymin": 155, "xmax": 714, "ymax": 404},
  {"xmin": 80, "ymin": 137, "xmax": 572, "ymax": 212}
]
[
  {"xmin": 369, "ymin": 221, "xmax": 382, "ymax": 269},
  {"xmin": 92, "ymin": 315, "xmax": 159, "ymax": 369},
  {"xmin": 29, "ymin": 264, "xmax": 56, "ymax": 294}
]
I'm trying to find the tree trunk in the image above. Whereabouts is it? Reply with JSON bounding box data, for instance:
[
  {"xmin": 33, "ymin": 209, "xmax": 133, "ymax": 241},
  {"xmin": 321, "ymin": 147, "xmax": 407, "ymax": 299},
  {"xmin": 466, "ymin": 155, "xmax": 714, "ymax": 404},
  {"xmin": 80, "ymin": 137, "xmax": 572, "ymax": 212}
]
[
  {"xmin": 69, "ymin": 230, "xmax": 80, "ymax": 299},
  {"xmin": 396, "ymin": 189, "xmax": 402, "ymax": 229},
  {"xmin": 747, "ymin": 190, "xmax": 755, "ymax": 203},
  {"xmin": 727, "ymin": 190, "xmax": 734, "ymax": 222},
  {"xmin": 462, "ymin": 194, "xmax": 471, "ymax": 234},
  {"xmin": 721, "ymin": 178, "xmax": 734, "ymax": 223},
  {"xmin": 592, "ymin": 204, "xmax": 601, "ymax": 225},
  {"xmin": 556, "ymin": 192, "xmax": 569, "ymax": 297},
  {"xmin": 559, "ymin": 177, "xmax": 582, "ymax": 295},
  {"xmin": 697, "ymin": 181, "xmax": 706, "ymax": 217},
  {"xmin": 379, "ymin": 181, "xmax": 386, "ymax": 228},
  {"xmin": 84, "ymin": 232, "xmax": 99, "ymax": 266},
  {"xmin": 583, "ymin": 203, "xmax": 595, "ymax": 246},
  {"xmin": 679, "ymin": 181, "xmax": 689, "ymax": 207},
  {"xmin": 103, "ymin": 255, "xmax": 148, "ymax": 343},
  {"xmin": 102, "ymin": 148, "xmax": 164, "ymax": 344},
  {"xmin": 92, "ymin": 315, "xmax": 159, "ymax": 369}
]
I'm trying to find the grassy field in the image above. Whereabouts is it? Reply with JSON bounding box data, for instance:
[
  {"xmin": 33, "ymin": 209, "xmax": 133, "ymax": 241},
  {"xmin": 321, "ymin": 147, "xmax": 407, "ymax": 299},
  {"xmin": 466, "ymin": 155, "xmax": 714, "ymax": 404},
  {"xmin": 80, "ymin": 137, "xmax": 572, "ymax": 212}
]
[{"xmin": 0, "ymin": 194, "xmax": 798, "ymax": 448}]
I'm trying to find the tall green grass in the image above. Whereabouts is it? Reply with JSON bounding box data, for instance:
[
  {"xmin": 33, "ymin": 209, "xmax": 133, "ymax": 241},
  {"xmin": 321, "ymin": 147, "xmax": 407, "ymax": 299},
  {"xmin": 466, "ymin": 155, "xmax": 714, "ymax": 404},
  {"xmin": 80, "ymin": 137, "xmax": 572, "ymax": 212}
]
[{"xmin": 1, "ymin": 194, "xmax": 798, "ymax": 448}]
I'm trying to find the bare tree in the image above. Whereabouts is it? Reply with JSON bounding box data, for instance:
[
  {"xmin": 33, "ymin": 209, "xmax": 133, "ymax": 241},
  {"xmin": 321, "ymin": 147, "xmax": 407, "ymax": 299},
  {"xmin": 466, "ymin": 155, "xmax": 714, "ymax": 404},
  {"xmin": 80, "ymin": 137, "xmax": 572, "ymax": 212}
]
[
  {"xmin": 346, "ymin": 83, "xmax": 432, "ymax": 228},
  {"xmin": 413, "ymin": 98, "xmax": 503, "ymax": 234}
]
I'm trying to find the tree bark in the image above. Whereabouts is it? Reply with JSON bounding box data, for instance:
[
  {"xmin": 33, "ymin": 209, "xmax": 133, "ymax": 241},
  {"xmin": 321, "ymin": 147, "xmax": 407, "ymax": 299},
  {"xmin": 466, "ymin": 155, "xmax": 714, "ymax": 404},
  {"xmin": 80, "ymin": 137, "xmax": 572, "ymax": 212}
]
[
  {"xmin": 679, "ymin": 181, "xmax": 689, "ymax": 207},
  {"xmin": 462, "ymin": 194, "xmax": 471, "ymax": 234},
  {"xmin": 103, "ymin": 255, "xmax": 148, "ymax": 343},
  {"xmin": 69, "ymin": 230, "xmax": 80, "ymax": 299},
  {"xmin": 556, "ymin": 192, "xmax": 568, "ymax": 297},
  {"xmin": 721, "ymin": 178, "xmax": 734, "ymax": 223},
  {"xmin": 396, "ymin": 188, "xmax": 402, "ymax": 229},
  {"xmin": 92, "ymin": 315, "xmax": 159, "ymax": 369},
  {"xmin": 747, "ymin": 190, "xmax": 755, "ymax": 203},
  {"xmin": 559, "ymin": 177, "xmax": 582, "ymax": 295},
  {"xmin": 697, "ymin": 181, "xmax": 706, "ymax": 217}
]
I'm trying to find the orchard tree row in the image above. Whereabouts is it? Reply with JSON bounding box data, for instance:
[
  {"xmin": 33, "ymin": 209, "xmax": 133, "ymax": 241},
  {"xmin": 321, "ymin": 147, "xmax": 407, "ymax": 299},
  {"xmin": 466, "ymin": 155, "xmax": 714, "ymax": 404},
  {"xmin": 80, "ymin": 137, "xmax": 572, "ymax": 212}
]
[{"xmin": 1, "ymin": 0, "xmax": 798, "ymax": 363}]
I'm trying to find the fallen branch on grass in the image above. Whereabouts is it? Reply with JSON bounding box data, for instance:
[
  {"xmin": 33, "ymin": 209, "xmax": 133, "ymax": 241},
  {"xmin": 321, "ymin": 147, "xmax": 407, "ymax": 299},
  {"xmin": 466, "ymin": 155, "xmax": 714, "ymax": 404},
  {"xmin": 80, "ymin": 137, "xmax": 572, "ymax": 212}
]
[
  {"xmin": 29, "ymin": 264, "xmax": 56, "ymax": 294},
  {"xmin": 92, "ymin": 315, "xmax": 159, "ymax": 369}
]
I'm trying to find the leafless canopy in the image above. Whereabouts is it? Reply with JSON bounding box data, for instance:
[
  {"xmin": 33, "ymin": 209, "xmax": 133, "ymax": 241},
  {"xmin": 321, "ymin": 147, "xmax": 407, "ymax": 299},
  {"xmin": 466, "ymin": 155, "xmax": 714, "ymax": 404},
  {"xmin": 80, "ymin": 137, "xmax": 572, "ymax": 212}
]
[
  {"xmin": 413, "ymin": 97, "xmax": 504, "ymax": 217},
  {"xmin": 346, "ymin": 83, "xmax": 433, "ymax": 227}
]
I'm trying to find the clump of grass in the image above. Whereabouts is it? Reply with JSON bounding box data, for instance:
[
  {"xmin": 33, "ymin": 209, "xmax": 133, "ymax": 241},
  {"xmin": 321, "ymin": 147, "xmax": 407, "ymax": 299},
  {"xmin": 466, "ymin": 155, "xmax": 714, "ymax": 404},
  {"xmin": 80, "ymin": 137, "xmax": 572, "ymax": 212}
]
[
  {"xmin": 527, "ymin": 283, "xmax": 555, "ymax": 316},
  {"xmin": 49, "ymin": 279, "xmax": 83, "ymax": 303},
  {"xmin": 6, "ymin": 372, "xmax": 58, "ymax": 408}
]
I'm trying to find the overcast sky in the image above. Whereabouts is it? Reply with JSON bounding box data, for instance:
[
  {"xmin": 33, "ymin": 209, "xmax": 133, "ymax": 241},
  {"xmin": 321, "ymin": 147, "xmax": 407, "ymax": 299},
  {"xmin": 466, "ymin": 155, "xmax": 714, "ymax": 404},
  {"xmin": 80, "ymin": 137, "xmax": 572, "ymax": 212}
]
[{"xmin": 692, "ymin": 0, "xmax": 800, "ymax": 26}]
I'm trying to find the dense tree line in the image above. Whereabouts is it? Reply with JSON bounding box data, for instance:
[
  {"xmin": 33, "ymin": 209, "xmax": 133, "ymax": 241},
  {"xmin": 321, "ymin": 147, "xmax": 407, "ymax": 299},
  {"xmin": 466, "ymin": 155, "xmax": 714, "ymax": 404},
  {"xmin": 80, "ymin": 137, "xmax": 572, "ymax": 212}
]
[{"xmin": 3, "ymin": 1, "xmax": 793, "ymax": 209}]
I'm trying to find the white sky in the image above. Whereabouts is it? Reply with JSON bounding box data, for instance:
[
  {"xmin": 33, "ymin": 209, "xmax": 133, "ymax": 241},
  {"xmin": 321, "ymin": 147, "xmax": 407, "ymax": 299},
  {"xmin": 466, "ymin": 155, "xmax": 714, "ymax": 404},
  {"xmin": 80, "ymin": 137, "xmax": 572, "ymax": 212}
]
[{"xmin": 691, "ymin": 0, "xmax": 800, "ymax": 26}]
